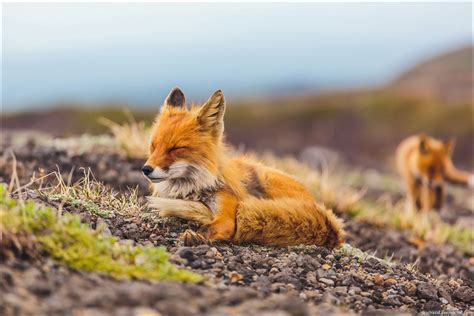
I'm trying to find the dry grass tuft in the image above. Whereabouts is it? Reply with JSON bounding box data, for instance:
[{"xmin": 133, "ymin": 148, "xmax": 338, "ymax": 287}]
[
  {"xmin": 259, "ymin": 153, "xmax": 365, "ymax": 212},
  {"xmin": 38, "ymin": 169, "xmax": 145, "ymax": 219},
  {"xmin": 99, "ymin": 109, "xmax": 150, "ymax": 158}
]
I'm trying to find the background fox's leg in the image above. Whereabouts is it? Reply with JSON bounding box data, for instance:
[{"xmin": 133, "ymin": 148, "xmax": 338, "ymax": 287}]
[
  {"xmin": 147, "ymin": 197, "xmax": 214, "ymax": 224},
  {"xmin": 419, "ymin": 184, "xmax": 432, "ymax": 212},
  {"xmin": 406, "ymin": 177, "xmax": 422, "ymax": 210},
  {"xmin": 431, "ymin": 184, "xmax": 444, "ymax": 210}
]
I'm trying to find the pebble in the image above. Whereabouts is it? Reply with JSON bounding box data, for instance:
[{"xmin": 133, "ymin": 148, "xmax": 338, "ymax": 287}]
[
  {"xmin": 453, "ymin": 286, "xmax": 474, "ymax": 303},
  {"xmin": 319, "ymin": 278, "xmax": 335, "ymax": 286},
  {"xmin": 322, "ymin": 263, "xmax": 332, "ymax": 270},
  {"xmin": 417, "ymin": 282, "xmax": 438, "ymax": 300}
]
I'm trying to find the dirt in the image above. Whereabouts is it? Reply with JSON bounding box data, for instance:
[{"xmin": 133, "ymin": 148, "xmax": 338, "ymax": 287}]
[
  {"xmin": 1, "ymin": 134, "xmax": 473, "ymax": 315},
  {"xmin": 344, "ymin": 220, "xmax": 473, "ymax": 283}
]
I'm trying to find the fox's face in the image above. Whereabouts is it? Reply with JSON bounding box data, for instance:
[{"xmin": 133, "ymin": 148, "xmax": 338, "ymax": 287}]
[
  {"xmin": 142, "ymin": 88, "xmax": 226, "ymax": 190},
  {"xmin": 417, "ymin": 134, "xmax": 454, "ymax": 186}
]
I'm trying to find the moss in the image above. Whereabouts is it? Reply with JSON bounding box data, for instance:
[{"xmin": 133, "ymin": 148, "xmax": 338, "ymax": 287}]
[
  {"xmin": 0, "ymin": 185, "xmax": 202, "ymax": 282},
  {"xmin": 336, "ymin": 243, "xmax": 393, "ymax": 266},
  {"xmin": 49, "ymin": 194, "xmax": 112, "ymax": 218}
]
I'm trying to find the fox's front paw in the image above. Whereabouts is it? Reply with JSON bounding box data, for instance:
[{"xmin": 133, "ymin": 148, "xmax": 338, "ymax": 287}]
[
  {"xmin": 146, "ymin": 197, "xmax": 178, "ymax": 218},
  {"xmin": 180, "ymin": 229, "xmax": 208, "ymax": 246},
  {"xmin": 147, "ymin": 196, "xmax": 169, "ymax": 211}
]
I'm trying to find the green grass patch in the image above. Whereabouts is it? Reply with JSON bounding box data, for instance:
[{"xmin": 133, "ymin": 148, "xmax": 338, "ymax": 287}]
[
  {"xmin": 0, "ymin": 184, "xmax": 202, "ymax": 282},
  {"xmin": 49, "ymin": 194, "xmax": 113, "ymax": 218}
]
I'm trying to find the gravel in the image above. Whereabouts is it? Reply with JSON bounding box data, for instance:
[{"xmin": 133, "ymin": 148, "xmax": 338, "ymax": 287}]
[{"xmin": 1, "ymin": 134, "xmax": 473, "ymax": 315}]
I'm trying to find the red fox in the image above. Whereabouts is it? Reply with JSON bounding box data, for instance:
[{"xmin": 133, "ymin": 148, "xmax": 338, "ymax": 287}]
[
  {"xmin": 143, "ymin": 88, "xmax": 344, "ymax": 249},
  {"xmin": 396, "ymin": 134, "xmax": 474, "ymax": 212}
]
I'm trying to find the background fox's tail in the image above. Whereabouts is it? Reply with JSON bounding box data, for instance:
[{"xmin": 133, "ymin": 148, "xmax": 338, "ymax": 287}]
[
  {"xmin": 445, "ymin": 160, "xmax": 474, "ymax": 188},
  {"xmin": 234, "ymin": 197, "xmax": 345, "ymax": 249}
]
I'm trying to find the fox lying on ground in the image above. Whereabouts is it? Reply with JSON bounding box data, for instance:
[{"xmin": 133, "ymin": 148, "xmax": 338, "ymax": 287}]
[
  {"xmin": 396, "ymin": 134, "xmax": 474, "ymax": 212},
  {"xmin": 142, "ymin": 88, "xmax": 344, "ymax": 249}
]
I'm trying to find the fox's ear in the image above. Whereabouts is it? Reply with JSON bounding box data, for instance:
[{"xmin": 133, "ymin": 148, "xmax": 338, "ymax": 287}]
[
  {"xmin": 163, "ymin": 87, "xmax": 186, "ymax": 109},
  {"xmin": 197, "ymin": 90, "xmax": 226, "ymax": 137},
  {"xmin": 419, "ymin": 133, "xmax": 429, "ymax": 154},
  {"xmin": 444, "ymin": 138, "xmax": 456, "ymax": 155}
]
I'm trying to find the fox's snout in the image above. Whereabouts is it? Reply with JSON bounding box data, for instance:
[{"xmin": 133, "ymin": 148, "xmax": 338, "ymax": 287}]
[
  {"xmin": 141, "ymin": 165, "xmax": 168, "ymax": 182},
  {"xmin": 142, "ymin": 165, "xmax": 154, "ymax": 176}
]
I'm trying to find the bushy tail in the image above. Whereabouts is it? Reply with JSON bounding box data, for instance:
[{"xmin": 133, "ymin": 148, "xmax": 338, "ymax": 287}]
[
  {"xmin": 234, "ymin": 197, "xmax": 345, "ymax": 249},
  {"xmin": 444, "ymin": 160, "xmax": 474, "ymax": 188}
]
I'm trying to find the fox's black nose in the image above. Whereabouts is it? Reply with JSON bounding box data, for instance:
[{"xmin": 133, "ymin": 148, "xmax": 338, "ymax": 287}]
[{"xmin": 142, "ymin": 165, "xmax": 154, "ymax": 176}]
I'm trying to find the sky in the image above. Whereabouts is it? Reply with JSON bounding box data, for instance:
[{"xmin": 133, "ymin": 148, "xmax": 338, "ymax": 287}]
[{"xmin": 2, "ymin": 2, "xmax": 472, "ymax": 110}]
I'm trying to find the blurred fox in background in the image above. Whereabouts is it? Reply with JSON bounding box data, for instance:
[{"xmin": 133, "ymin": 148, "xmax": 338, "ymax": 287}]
[
  {"xmin": 396, "ymin": 134, "xmax": 474, "ymax": 212},
  {"xmin": 143, "ymin": 88, "xmax": 344, "ymax": 249}
]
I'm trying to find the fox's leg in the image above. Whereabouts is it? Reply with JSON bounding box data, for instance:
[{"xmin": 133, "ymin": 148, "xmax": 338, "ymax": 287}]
[
  {"xmin": 147, "ymin": 197, "xmax": 214, "ymax": 224},
  {"xmin": 406, "ymin": 177, "xmax": 422, "ymax": 210},
  {"xmin": 419, "ymin": 184, "xmax": 432, "ymax": 212},
  {"xmin": 181, "ymin": 191, "xmax": 238, "ymax": 246},
  {"xmin": 431, "ymin": 184, "xmax": 444, "ymax": 211}
]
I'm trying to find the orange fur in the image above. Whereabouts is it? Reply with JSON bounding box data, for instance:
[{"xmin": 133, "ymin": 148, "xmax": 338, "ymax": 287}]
[
  {"xmin": 145, "ymin": 88, "xmax": 344, "ymax": 249},
  {"xmin": 396, "ymin": 134, "xmax": 473, "ymax": 212}
]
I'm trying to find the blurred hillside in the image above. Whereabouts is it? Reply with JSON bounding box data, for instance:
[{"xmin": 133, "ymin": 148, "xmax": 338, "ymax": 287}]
[
  {"xmin": 391, "ymin": 45, "xmax": 473, "ymax": 102},
  {"xmin": 2, "ymin": 46, "xmax": 473, "ymax": 169}
]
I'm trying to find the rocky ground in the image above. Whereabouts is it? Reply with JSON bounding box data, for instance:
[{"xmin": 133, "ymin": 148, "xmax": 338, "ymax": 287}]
[{"xmin": 1, "ymin": 134, "xmax": 473, "ymax": 315}]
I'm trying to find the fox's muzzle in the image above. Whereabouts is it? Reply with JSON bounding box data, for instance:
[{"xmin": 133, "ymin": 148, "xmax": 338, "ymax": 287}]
[
  {"xmin": 142, "ymin": 165, "xmax": 168, "ymax": 182},
  {"xmin": 142, "ymin": 165, "xmax": 153, "ymax": 176}
]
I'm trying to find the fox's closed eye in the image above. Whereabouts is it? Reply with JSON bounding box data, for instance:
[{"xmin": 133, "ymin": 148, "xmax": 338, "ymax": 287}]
[{"xmin": 168, "ymin": 146, "xmax": 189, "ymax": 154}]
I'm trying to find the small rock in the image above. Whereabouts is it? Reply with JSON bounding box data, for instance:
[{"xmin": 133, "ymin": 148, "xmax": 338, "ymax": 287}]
[
  {"xmin": 417, "ymin": 282, "xmax": 438, "ymax": 300},
  {"xmin": 319, "ymin": 278, "xmax": 335, "ymax": 286},
  {"xmin": 385, "ymin": 278, "xmax": 397, "ymax": 286},
  {"xmin": 374, "ymin": 274, "xmax": 383, "ymax": 285},
  {"xmin": 424, "ymin": 300, "xmax": 442, "ymax": 311},
  {"xmin": 316, "ymin": 269, "xmax": 327, "ymax": 278},
  {"xmin": 405, "ymin": 282, "xmax": 417, "ymax": 296},
  {"xmin": 333, "ymin": 286, "xmax": 347, "ymax": 295},
  {"xmin": 453, "ymin": 286, "xmax": 473, "ymax": 303},
  {"xmin": 178, "ymin": 247, "xmax": 196, "ymax": 262},
  {"xmin": 0, "ymin": 270, "xmax": 14, "ymax": 286},
  {"xmin": 134, "ymin": 307, "xmax": 161, "ymax": 316},
  {"xmin": 383, "ymin": 295, "xmax": 402, "ymax": 306},
  {"xmin": 27, "ymin": 281, "xmax": 52, "ymax": 297},
  {"xmin": 190, "ymin": 260, "xmax": 203, "ymax": 269},
  {"xmin": 438, "ymin": 288, "xmax": 452, "ymax": 303},
  {"xmin": 229, "ymin": 271, "xmax": 243, "ymax": 283},
  {"xmin": 306, "ymin": 271, "xmax": 317, "ymax": 284},
  {"xmin": 322, "ymin": 264, "xmax": 331, "ymax": 270},
  {"xmin": 269, "ymin": 267, "xmax": 279, "ymax": 274},
  {"xmin": 350, "ymin": 286, "xmax": 361, "ymax": 294}
]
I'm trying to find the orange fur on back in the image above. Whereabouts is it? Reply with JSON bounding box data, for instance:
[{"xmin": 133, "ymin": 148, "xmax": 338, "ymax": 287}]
[{"xmin": 145, "ymin": 88, "xmax": 344, "ymax": 249}]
